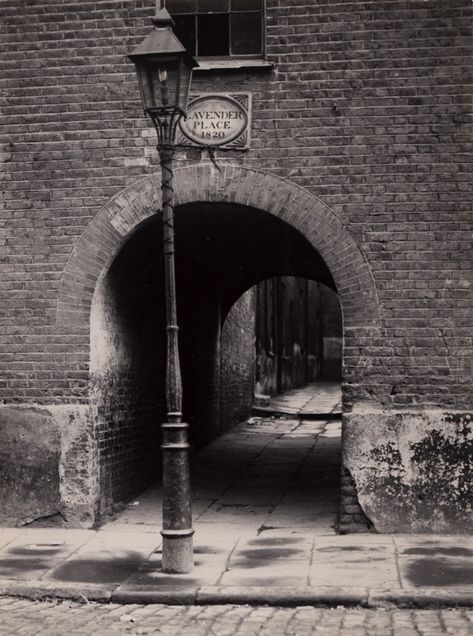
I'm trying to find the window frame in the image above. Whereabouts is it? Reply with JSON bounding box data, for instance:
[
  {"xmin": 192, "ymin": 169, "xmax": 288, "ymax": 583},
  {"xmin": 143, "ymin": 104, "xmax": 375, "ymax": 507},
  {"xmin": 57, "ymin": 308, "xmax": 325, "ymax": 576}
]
[{"xmin": 165, "ymin": 0, "xmax": 266, "ymax": 61}]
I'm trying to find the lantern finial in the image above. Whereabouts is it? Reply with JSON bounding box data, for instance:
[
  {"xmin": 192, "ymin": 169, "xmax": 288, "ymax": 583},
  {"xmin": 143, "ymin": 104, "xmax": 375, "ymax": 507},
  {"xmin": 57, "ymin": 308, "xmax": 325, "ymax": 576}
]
[{"xmin": 151, "ymin": 7, "xmax": 175, "ymax": 28}]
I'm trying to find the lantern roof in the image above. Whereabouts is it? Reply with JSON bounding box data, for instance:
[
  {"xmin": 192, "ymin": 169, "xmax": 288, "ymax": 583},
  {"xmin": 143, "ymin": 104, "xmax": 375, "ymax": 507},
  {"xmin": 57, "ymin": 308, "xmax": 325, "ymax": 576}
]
[{"xmin": 128, "ymin": 8, "xmax": 198, "ymax": 68}]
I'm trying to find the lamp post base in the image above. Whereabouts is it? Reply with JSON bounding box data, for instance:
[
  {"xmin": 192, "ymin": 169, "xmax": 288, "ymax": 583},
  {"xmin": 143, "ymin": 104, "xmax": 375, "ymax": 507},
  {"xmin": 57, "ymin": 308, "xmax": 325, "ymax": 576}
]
[
  {"xmin": 161, "ymin": 419, "xmax": 194, "ymax": 574},
  {"xmin": 161, "ymin": 529, "xmax": 194, "ymax": 573}
]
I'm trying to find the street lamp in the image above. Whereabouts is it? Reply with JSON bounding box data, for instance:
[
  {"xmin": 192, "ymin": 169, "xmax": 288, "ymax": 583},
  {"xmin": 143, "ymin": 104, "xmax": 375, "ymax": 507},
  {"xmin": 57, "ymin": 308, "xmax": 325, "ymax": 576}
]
[{"xmin": 128, "ymin": 6, "xmax": 198, "ymax": 574}]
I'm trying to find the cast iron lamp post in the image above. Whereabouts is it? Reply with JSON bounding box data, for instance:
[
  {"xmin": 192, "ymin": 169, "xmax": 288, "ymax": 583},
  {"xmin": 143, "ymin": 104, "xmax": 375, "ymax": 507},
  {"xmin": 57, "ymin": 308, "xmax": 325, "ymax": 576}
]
[{"xmin": 128, "ymin": 7, "xmax": 198, "ymax": 574}]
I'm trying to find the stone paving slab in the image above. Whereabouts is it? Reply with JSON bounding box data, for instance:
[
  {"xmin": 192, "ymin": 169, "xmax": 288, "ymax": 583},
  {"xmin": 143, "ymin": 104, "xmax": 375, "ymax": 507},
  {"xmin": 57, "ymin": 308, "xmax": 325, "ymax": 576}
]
[
  {"xmin": 254, "ymin": 382, "xmax": 342, "ymax": 417},
  {"xmin": 219, "ymin": 570, "xmax": 309, "ymax": 588},
  {"xmin": 125, "ymin": 559, "xmax": 224, "ymax": 588},
  {"xmin": 0, "ymin": 528, "xmax": 472, "ymax": 608},
  {"xmin": 0, "ymin": 530, "xmax": 23, "ymax": 550}
]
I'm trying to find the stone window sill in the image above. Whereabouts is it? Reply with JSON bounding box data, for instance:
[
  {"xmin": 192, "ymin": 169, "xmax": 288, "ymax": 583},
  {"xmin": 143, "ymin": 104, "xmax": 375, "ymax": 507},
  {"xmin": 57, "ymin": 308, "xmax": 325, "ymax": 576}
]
[{"xmin": 194, "ymin": 58, "xmax": 274, "ymax": 72}]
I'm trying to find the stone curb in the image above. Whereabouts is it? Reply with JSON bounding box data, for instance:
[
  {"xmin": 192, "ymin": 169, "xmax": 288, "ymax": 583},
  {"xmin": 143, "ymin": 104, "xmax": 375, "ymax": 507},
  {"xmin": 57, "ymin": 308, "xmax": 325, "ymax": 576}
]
[
  {"xmin": 0, "ymin": 580, "xmax": 112, "ymax": 603},
  {"xmin": 111, "ymin": 587, "xmax": 197, "ymax": 605},
  {"xmin": 367, "ymin": 589, "xmax": 473, "ymax": 609},
  {"xmin": 1, "ymin": 582, "xmax": 472, "ymax": 608},
  {"xmin": 196, "ymin": 586, "xmax": 368, "ymax": 607}
]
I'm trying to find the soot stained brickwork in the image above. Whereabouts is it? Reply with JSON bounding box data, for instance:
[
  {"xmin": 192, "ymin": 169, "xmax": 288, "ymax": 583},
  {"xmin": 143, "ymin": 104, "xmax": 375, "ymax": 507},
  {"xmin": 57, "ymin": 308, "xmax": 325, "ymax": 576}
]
[
  {"xmin": 220, "ymin": 290, "xmax": 256, "ymax": 432},
  {"xmin": 0, "ymin": 1, "xmax": 471, "ymax": 530},
  {"xmin": 90, "ymin": 238, "xmax": 166, "ymax": 515}
]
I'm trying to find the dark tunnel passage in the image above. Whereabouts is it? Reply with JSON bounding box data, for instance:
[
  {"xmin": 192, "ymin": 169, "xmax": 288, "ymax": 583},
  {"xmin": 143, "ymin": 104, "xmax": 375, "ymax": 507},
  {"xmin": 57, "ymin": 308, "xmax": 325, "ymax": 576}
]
[
  {"xmin": 172, "ymin": 202, "xmax": 335, "ymax": 319},
  {"xmin": 91, "ymin": 202, "xmax": 339, "ymax": 516}
]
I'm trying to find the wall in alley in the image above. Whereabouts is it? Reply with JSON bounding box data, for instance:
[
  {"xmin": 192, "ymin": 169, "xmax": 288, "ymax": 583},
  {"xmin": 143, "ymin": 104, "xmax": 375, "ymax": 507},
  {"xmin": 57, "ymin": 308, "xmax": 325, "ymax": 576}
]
[
  {"xmin": 220, "ymin": 290, "xmax": 256, "ymax": 433},
  {"xmin": 89, "ymin": 235, "xmax": 165, "ymax": 519}
]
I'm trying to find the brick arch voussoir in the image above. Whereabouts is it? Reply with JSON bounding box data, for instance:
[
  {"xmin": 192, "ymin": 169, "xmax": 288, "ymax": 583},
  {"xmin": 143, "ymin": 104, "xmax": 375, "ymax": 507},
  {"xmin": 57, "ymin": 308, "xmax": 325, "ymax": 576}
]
[
  {"xmin": 56, "ymin": 164, "xmax": 380, "ymax": 333},
  {"xmin": 56, "ymin": 176, "xmax": 160, "ymax": 331}
]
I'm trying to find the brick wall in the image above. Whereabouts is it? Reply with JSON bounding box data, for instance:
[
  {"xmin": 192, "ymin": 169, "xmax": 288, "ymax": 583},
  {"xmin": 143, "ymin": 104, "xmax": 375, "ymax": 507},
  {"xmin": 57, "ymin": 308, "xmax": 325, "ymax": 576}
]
[
  {"xmin": 1, "ymin": 0, "xmax": 470, "ymax": 409},
  {"xmin": 320, "ymin": 284, "xmax": 342, "ymax": 381},
  {"xmin": 0, "ymin": 0, "xmax": 472, "ymax": 530},
  {"xmin": 90, "ymin": 221, "xmax": 165, "ymax": 516},
  {"xmin": 220, "ymin": 290, "xmax": 256, "ymax": 432}
]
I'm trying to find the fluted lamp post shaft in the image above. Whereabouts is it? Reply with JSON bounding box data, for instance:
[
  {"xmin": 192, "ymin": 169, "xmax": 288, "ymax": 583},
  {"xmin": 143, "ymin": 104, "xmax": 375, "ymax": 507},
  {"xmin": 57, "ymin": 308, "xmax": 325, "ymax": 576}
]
[{"xmin": 128, "ymin": 8, "xmax": 198, "ymax": 574}]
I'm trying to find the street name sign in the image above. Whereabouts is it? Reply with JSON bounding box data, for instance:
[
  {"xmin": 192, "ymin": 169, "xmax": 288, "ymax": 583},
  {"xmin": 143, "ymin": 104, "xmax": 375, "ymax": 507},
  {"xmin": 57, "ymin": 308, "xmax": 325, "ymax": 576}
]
[{"xmin": 177, "ymin": 93, "xmax": 251, "ymax": 149}]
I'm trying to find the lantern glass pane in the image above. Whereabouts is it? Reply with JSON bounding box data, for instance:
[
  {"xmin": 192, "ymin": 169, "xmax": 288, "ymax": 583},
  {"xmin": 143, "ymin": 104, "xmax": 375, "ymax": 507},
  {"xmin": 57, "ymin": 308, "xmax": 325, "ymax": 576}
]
[
  {"xmin": 178, "ymin": 59, "xmax": 193, "ymax": 109},
  {"xmin": 137, "ymin": 56, "xmax": 184, "ymax": 111},
  {"xmin": 136, "ymin": 63, "xmax": 158, "ymax": 111}
]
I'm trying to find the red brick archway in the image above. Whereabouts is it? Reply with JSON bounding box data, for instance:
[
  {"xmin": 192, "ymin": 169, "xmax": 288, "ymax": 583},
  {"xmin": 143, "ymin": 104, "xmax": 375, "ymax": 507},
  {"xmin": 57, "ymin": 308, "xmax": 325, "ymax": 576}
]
[
  {"xmin": 55, "ymin": 163, "xmax": 382, "ymax": 521},
  {"xmin": 56, "ymin": 163, "xmax": 380, "ymax": 334}
]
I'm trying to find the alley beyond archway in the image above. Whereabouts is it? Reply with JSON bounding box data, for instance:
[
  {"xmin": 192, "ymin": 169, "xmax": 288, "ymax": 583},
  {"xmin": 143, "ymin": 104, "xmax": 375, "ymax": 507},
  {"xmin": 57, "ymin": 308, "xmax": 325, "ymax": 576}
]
[{"xmin": 104, "ymin": 384, "xmax": 343, "ymax": 549}]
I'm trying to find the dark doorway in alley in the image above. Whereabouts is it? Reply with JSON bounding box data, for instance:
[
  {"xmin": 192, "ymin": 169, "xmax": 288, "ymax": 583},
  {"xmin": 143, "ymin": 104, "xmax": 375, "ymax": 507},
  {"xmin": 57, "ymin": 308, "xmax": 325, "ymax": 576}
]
[{"xmin": 254, "ymin": 276, "xmax": 342, "ymax": 397}]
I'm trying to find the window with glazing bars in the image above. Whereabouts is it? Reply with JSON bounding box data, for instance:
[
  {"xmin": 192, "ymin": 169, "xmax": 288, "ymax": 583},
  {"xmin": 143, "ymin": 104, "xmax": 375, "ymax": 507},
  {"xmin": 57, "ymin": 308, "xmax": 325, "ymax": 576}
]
[{"xmin": 166, "ymin": 0, "xmax": 263, "ymax": 57}]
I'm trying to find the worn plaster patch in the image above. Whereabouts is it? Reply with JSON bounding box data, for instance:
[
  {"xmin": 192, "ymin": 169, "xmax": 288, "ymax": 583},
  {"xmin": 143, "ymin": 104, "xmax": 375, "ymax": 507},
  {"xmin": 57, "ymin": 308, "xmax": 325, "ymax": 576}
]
[
  {"xmin": 54, "ymin": 404, "xmax": 99, "ymax": 527},
  {"xmin": 0, "ymin": 406, "xmax": 61, "ymax": 526},
  {"xmin": 343, "ymin": 411, "xmax": 473, "ymax": 533},
  {"xmin": 0, "ymin": 404, "xmax": 99, "ymax": 529}
]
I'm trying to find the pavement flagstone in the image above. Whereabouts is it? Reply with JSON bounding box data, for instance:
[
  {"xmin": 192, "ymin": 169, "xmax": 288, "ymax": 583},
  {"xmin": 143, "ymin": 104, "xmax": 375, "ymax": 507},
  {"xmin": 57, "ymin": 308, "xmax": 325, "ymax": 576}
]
[{"xmin": 253, "ymin": 382, "xmax": 342, "ymax": 417}]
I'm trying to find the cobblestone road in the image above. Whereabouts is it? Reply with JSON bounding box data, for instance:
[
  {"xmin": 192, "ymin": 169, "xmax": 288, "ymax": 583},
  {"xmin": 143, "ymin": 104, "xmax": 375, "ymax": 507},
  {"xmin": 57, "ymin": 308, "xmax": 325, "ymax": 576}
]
[{"xmin": 0, "ymin": 599, "xmax": 472, "ymax": 635}]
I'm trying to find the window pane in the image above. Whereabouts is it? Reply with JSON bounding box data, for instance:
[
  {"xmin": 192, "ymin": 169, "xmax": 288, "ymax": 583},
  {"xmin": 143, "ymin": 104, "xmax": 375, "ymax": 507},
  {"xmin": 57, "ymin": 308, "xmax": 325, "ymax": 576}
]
[
  {"xmin": 167, "ymin": 0, "xmax": 196, "ymax": 14},
  {"xmin": 197, "ymin": 0, "xmax": 229, "ymax": 11},
  {"xmin": 231, "ymin": 0, "xmax": 262, "ymax": 10},
  {"xmin": 173, "ymin": 14, "xmax": 197, "ymax": 56},
  {"xmin": 197, "ymin": 14, "xmax": 229, "ymax": 55},
  {"xmin": 230, "ymin": 12, "xmax": 262, "ymax": 55}
]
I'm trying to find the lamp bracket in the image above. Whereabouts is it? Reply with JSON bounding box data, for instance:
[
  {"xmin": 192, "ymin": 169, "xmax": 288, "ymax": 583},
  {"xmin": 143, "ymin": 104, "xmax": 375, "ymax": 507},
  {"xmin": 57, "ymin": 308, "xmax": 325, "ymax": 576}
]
[{"xmin": 148, "ymin": 107, "xmax": 185, "ymax": 147}]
